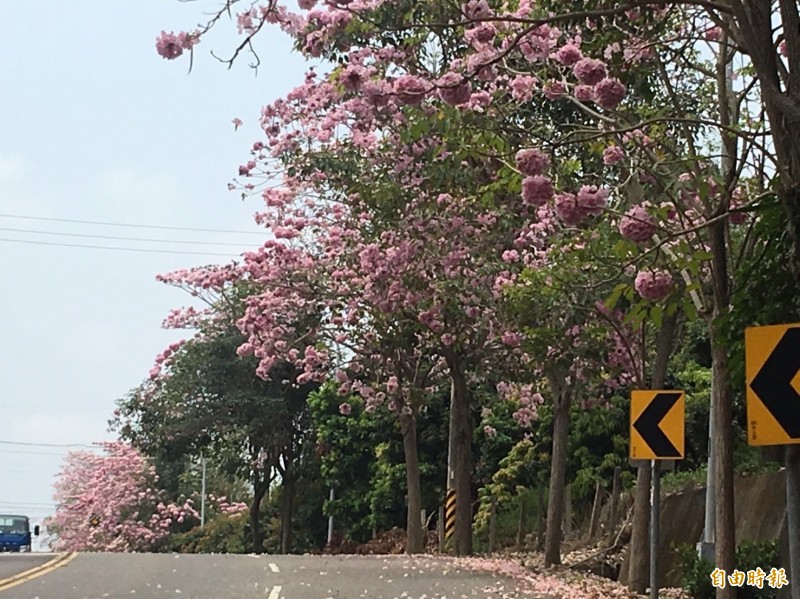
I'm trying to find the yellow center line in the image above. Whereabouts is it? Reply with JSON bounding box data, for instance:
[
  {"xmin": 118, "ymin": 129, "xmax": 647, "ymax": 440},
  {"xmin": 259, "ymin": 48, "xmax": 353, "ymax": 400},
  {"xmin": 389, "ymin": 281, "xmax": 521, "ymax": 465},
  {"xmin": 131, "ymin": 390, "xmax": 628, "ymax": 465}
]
[{"xmin": 0, "ymin": 552, "xmax": 78, "ymax": 593}]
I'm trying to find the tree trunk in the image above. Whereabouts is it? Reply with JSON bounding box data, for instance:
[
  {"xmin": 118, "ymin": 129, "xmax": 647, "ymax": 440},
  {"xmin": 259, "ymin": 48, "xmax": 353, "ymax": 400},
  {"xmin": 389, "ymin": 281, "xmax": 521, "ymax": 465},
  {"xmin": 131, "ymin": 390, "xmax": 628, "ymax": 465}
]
[
  {"xmin": 544, "ymin": 375, "xmax": 571, "ymax": 567},
  {"xmin": 280, "ymin": 457, "xmax": 294, "ymax": 554},
  {"xmin": 536, "ymin": 486, "xmax": 546, "ymax": 551},
  {"xmin": 449, "ymin": 359, "xmax": 473, "ymax": 555},
  {"xmin": 628, "ymin": 466, "xmax": 652, "ymax": 593},
  {"xmin": 628, "ymin": 310, "xmax": 678, "ymax": 593},
  {"xmin": 725, "ymin": 0, "xmax": 800, "ymax": 280},
  {"xmin": 400, "ymin": 412, "xmax": 425, "ymax": 554},
  {"xmin": 250, "ymin": 475, "xmax": 268, "ymax": 555},
  {"xmin": 517, "ymin": 491, "xmax": 526, "ymax": 549},
  {"xmin": 709, "ymin": 218, "xmax": 736, "ymax": 599}
]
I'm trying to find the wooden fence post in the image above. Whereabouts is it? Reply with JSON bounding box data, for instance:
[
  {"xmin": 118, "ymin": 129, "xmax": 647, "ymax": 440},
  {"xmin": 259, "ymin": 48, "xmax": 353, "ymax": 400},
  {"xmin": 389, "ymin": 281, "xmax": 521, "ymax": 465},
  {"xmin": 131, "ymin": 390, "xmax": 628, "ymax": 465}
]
[
  {"xmin": 438, "ymin": 505, "xmax": 444, "ymax": 552},
  {"xmin": 609, "ymin": 466, "xmax": 621, "ymax": 534},
  {"xmin": 588, "ymin": 480, "xmax": 603, "ymax": 539},
  {"xmin": 536, "ymin": 486, "xmax": 546, "ymax": 550},
  {"xmin": 488, "ymin": 495, "xmax": 497, "ymax": 553}
]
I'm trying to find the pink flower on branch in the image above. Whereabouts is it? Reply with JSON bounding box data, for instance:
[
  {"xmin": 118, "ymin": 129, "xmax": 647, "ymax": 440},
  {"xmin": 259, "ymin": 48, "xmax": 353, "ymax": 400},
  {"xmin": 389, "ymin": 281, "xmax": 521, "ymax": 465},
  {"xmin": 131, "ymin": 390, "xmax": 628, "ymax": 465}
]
[
  {"xmin": 515, "ymin": 148, "xmax": 551, "ymax": 176},
  {"xmin": 510, "ymin": 74, "xmax": 537, "ymax": 102},
  {"xmin": 155, "ymin": 30, "xmax": 198, "ymax": 60},
  {"xmin": 593, "ymin": 77, "xmax": 626, "ymax": 109},
  {"xmin": 634, "ymin": 269, "xmax": 673, "ymax": 301},
  {"xmin": 553, "ymin": 43, "xmax": 583, "ymax": 66},
  {"xmin": 619, "ymin": 204, "xmax": 656, "ymax": 243},
  {"xmin": 572, "ymin": 57, "xmax": 607, "ymax": 85},
  {"xmin": 393, "ymin": 75, "xmax": 430, "ymax": 105},
  {"xmin": 574, "ymin": 84, "xmax": 594, "ymax": 102},
  {"xmin": 603, "ymin": 145, "xmax": 624, "ymax": 165},
  {"xmin": 437, "ymin": 72, "xmax": 473, "ymax": 106},
  {"xmin": 463, "ymin": 0, "xmax": 492, "ymax": 20},
  {"xmin": 554, "ymin": 186, "xmax": 609, "ymax": 226},
  {"xmin": 521, "ymin": 175, "xmax": 554, "ymax": 206}
]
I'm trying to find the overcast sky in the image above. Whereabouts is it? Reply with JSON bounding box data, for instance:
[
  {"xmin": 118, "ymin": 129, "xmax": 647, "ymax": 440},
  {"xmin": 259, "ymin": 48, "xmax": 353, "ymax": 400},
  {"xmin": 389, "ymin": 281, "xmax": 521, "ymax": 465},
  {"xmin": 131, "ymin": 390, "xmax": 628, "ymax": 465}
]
[{"xmin": 1, "ymin": 1, "xmax": 309, "ymax": 545}]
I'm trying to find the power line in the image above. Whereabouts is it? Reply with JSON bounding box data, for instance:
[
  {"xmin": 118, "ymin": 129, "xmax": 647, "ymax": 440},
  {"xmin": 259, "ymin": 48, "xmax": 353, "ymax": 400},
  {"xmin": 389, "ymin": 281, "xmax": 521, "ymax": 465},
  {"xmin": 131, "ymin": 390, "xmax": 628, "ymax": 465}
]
[
  {"xmin": 0, "ymin": 237, "xmax": 240, "ymax": 257},
  {"xmin": 0, "ymin": 449, "xmax": 77, "ymax": 456},
  {"xmin": 0, "ymin": 441, "xmax": 97, "ymax": 449},
  {"xmin": 0, "ymin": 226, "xmax": 254, "ymax": 247},
  {"xmin": 0, "ymin": 213, "xmax": 266, "ymax": 236}
]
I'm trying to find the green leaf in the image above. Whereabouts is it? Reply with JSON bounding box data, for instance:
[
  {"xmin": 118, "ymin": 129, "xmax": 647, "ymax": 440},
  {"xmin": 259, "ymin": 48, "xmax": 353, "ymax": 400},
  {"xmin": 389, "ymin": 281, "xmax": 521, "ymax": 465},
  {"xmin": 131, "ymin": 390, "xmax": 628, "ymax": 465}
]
[{"xmin": 651, "ymin": 304, "xmax": 663, "ymax": 328}]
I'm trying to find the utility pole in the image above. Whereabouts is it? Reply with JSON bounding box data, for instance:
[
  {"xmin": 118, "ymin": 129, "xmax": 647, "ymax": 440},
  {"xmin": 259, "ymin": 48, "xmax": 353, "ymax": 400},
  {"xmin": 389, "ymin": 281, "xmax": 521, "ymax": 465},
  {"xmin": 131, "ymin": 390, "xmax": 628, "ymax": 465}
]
[
  {"xmin": 697, "ymin": 376, "xmax": 715, "ymax": 562},
  {"xmin": 786, "ymin": 446, "xmax": 800, "ymax": 599},
  {"xmin": 447, "ymin": 395, "xmax": 456, "ymax": 491},
  {"xmin": 200, "ymin": 456, "xmax": 207, "ymax": 528},
  {"xmin": 444, "ymin": 393, "xmax": 456, "ymax": 550},
  {"xmin": 649, "ymin": 460, "xmax": 661, "ymax": 599},
  {"xmin": 327, "ymin": 488, "xmax": 334, "ymax": 545},
  {"xmin": 698, "ymin": 48, "xmax": 734, "ymax": 563}
]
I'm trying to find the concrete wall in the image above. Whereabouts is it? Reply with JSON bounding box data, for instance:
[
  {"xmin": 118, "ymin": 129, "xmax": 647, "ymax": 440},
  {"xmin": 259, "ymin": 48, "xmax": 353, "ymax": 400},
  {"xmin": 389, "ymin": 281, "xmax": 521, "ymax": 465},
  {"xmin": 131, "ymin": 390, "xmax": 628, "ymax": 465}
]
[{"xmin": 618, "ymin": 468, "xmax": 787, "ymax": 588}]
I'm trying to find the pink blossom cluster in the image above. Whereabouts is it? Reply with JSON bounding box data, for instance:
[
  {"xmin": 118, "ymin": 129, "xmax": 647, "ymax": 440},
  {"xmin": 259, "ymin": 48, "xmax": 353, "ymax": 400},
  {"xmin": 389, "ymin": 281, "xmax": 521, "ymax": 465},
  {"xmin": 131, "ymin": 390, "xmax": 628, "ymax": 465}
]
[
  {"xmin": 619, "ymin": 204, "xmax": 657, "ymax": 243},
  {"xmin": 155, "ymin": 30, "xmax": 199, "ymax": 60},
  {"xmin": 553, "ymin": 42, "xmax": 582, "ymax": 66},
  {"xmin": 394, "ymin": 74, "xmax": 430, "ymax": 105},
  {"xmin": 208, "ymin": 495, "xmax": 249, "ymax": 516},
  {"xmin": 554, "ymin": 185, "xmax": 609, "ymax": 225},
  {"xmin": 573, "ymin": 58, "xmax": 606, "ymax": 85},
  {"xmin": 634, "ymin": 269, "xmax": 673, "ymax": 301},
  {"xmin": 595, "ymin": 302, "xmax": 640, "ymax": 387},
  {"xmin": 521, "ymin": 175, "xmax": 554, "ymax": 206},
  {"xmin": 437, "ymin": 72, "xmax": 472, "ymax": 106},
  {"xmin": 161, "ymin": 306, "xmax": 205, "ymax": 330},
  {"xmin": 593, "ymin": 77, "xmax": 626, "ymax": 109},
  {"xmin": 150, "ymin": 339, "xmax": 186, "ymax": 379},
  {"xmin": 46, "ymin": 442, "xmax": 198, "ymax": 552},
  {"xmin": 515, "ymin": 148, "xmax": 551, "ymax": 176},
  {"xmin": 603, "ymin": 145, "xmax": 624, "ymax": 165},
  {"xmin": 497, "ymin": 382, "xmax": 544, "ymax": 427}
]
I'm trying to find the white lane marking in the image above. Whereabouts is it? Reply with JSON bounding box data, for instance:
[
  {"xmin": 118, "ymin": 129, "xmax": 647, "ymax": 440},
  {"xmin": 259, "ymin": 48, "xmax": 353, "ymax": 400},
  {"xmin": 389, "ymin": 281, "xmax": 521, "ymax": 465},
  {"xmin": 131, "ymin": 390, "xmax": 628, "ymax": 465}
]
[
  {"xmin": 266, "ymin": 584, "xmax": 281, "ymax": 598},
  {"xmin": 269, "ymin": 562, "xmax": 280, "ymax": 573}
]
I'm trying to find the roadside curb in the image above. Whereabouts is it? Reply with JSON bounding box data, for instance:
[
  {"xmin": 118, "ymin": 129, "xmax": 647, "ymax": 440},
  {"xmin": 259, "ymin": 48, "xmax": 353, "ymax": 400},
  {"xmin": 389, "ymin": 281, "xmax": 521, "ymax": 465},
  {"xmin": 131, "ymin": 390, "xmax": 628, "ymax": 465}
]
[{"xmin": 0, "ymin": 552, "xmax": 78, "ymax": 593}]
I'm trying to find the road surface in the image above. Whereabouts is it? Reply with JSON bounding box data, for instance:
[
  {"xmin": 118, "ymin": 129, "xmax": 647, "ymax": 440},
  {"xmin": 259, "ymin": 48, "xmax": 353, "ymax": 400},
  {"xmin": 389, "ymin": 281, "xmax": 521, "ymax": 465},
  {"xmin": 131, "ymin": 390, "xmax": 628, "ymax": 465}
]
[
  {"xmin": 0, "ymin": 555, "xmax": 54, "ymax": 583},
  {"xmin": 0, "ymin": 553, "xmax": 540, "ymax": 598}
]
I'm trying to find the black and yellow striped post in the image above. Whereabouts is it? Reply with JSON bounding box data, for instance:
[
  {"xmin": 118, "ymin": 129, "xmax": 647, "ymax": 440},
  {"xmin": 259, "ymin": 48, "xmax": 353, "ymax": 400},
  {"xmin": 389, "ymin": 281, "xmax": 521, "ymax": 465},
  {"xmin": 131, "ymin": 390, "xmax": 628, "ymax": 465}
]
[{"xmin": 444, "ymin": 489, "xmax": 456, "ymax": 541}]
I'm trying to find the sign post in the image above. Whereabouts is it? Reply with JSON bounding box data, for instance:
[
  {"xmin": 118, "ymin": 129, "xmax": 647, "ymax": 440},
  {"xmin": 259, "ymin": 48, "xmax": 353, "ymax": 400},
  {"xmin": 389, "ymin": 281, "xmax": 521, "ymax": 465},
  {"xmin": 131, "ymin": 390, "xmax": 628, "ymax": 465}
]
[
  {"xmin": 630, "ymin": 390, "xmax": 685, "ymax": 599},
  {"xmin": 746, "ymin": 323, "xmax": 800, "ymax": 599},
  {"xmin": 444, "ymin": 489, "xmax": 456, "ymax": 542}
]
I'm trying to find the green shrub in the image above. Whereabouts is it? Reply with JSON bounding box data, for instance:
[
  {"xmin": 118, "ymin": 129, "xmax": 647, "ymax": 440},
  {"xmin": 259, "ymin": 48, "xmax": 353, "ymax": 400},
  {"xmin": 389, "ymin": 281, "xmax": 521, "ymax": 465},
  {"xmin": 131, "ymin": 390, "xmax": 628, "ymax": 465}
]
[
  {"xmin": 675, "ymin": 541, "xmax": 781, "ymax": 599},
  {"xmin": 166, "ymin": 513, "xmax": 248, "ymax": 554}
]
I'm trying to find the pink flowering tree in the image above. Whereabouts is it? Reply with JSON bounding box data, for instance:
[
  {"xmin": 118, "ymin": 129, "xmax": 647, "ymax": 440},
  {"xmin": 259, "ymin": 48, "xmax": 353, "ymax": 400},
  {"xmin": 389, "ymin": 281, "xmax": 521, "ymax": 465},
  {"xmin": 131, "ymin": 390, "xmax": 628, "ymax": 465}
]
[
  {"xmin": 152, "ymin": 229, "xmax": 445, "ymax": 553},
  {"xmin": 115, "ymin": 281, "xmax": 318, "ymax": 554},
  {"xmin": 44, "ymin": 441, "xmax": 198, "ymax": 552},
  {"xmin": 153, "ymin": 0, "xmax": 675, "ymax": 559},
  {"xmin": 153, "ymin": 0, "xmax": 784, "ymax": 582}
]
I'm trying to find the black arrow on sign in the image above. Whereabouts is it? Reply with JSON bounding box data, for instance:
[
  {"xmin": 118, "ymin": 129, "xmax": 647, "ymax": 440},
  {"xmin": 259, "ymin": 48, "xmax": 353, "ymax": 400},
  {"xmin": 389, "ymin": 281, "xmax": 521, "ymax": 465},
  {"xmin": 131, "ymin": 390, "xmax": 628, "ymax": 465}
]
[
  {"xmin": 750, "ymin": 327, "xmax": 800, "ymax": 439},
  {"xmin": 633, "ymin": 392, "xmax": 682, "ymax": 458}
]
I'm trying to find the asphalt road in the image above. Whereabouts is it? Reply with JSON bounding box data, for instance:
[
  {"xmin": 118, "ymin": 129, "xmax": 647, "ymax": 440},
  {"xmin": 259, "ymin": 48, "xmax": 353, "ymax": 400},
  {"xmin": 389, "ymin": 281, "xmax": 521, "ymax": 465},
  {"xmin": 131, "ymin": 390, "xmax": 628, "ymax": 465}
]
[
  {"xmin": 0, "ymin": 553, "xmax": 538, "ymax": 599},
  {"xmin": 0, "ymin": 555, "xmax": 54, "ymax": 582}
]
